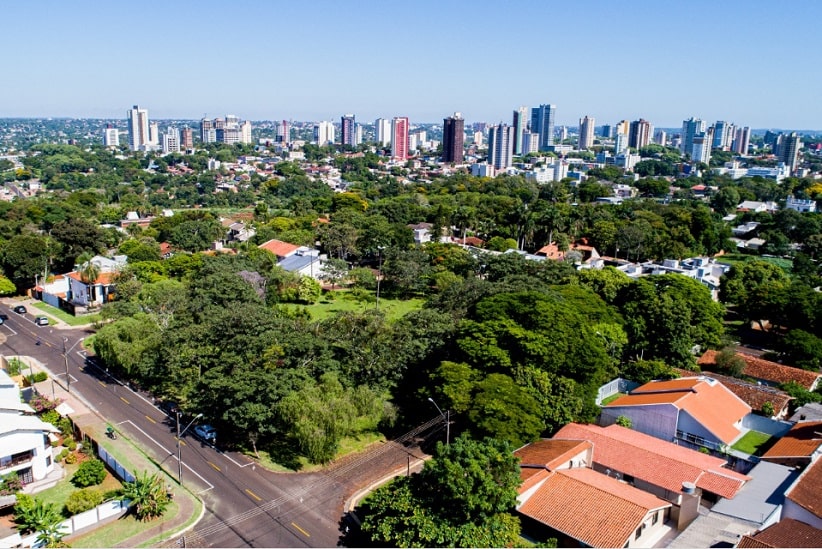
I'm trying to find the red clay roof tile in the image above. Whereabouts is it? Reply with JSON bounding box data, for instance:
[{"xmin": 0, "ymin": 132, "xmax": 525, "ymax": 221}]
[
  {"xmin": 553, "ymin": 423, "xmax": 748, "ymax": 499},
  {"xmin": 518, "ymin": 468, "xmax": 670, "ymax": 548},
  {"xmin": 699, "ymin": 350, "xmax": 821, "ymax": 390}
]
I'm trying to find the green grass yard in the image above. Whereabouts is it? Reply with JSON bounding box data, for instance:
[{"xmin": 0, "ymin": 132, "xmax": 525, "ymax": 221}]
[
  {"xmin": 30, "ymin": 459, "xmax": 123, "ymax": 513},
  {"xmin": 600, "ymin": 393, "xmax": 626, "ymax": 406},
  {"xmin": 290, "ymin": 291, "xmax": 425, "ymax": 322},
  {"xmin": 717, "ymin": 254, "xmax": 792, "ymax": 274},
  {"xmin": 31, "ymin": 302, "xmax": 102, "ymax": 327},
  {"xmin": 731, "ymin": 430, "xmax": 775, "ymax": 456}
]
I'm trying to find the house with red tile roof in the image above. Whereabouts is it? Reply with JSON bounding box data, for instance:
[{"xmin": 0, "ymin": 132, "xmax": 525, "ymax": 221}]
[
  {"xmin": 698, "ymin": 350, "xmax": 821, "ymax": 391},
  {"xmin": 602, "ymin": 377, "xmax": 751, "ymax": 450},
  {"xmin": 761, "ymin": 421, "xmax": 822, "ymax": 468},
  {"xmin": 737, "ymin": 518, "xmax": 822, "ymax": 548},
  {"xmin": 552, "ymin": 423, "xmax": 749, "ymax": 506},
  {"xmin": 673, "ymin": 368, "xmax": 793, "ymax": 419},
  {"xmin": 66, "ymin": 255, "xmax": 127, "ymax": 309},
  {"xmin": 782, "ymin": 457, "xmax": 822, "ymax": 529},
  {"xmin": 257, "ymin": 239, "xmax": 301, "ymax": 260},
  {"xmin": 535, "ymin": 240, "xmax": 600, "ymax": 263},
  {"xmin": 517, "ymin": 467, "xmax": 672, "ymax": 548},
  {"xmin": 514, "ymin": 439, "xmax": 593, "ymax": 494}
]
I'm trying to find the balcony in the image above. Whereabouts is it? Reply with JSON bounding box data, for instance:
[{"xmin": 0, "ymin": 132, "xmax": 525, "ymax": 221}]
[{"xmin": 0, "ymin": 450, "xmax": 35, "ymax": 470}]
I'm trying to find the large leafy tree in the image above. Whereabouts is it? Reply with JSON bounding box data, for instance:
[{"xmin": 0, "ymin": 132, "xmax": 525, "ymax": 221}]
[
  {"xmin": 616, "ymin": 274, "xmax": 724, "ymax": 368},
  {"xmin": 359, "ymin": 436, "xmax": 521, "ymax": 548}
]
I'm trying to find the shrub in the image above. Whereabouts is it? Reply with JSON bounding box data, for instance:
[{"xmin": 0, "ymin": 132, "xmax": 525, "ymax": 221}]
[
  {"xmin": 55, "ymin": 449, "xmax": 69, "ymax": 462},
  {"xmin": 761, "ymin": 401, "xmax": 775, "ymax": 417},
  {"xmin": 29, "ymin": 394, "xmax": 61, "ymax": 413},
  {"xmin": 7, "ymin": 358, "xmax": 24, "ymax": 376},
  {"xmin": 58, "ymin": 417, "xmax": 73, "ymax": 437},
  {"xmin": 64, "ymin": 452, "xmax": 77, "ymax": 464},
  {"xmin": 40, "ymin": 410, "xmax": 60, "ymax": 429},
  {"xmin": 615, "ymin": 415, "xmax": 633, "ymax": 429},
  {"xmin": 71, "ymin": 459, "xmax": 106, "ymax": 487},
  {"xmin": 102, "ymin": 488, "xmax": 123, "ymax": 502},
  {"xmin": 25, "ymin": 372, "xmax": 48, "ymax": 384},
  {"xmin": 65, "ymin": 488, "xmax": 104, "ymax": 515},
  {"xmin": 0, "ymin": 472, "xmax": 23, "ymax": 496},
  {"xmin": 699, "ymin": 447, "xmax": 711, "ymax": 454},
  {"xmin": 64, "ymin": 437, "xmax": 77, "ymax": 451}
]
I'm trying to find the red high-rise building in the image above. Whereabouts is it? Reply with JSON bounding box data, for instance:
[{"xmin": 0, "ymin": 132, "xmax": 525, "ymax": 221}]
[{"xmin": 391, "ymin": 117, "xmax": 409, "ymax": 160}]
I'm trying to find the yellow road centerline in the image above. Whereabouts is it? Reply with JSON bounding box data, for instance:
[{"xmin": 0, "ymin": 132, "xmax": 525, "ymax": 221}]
[
  {"xmin": 119, "ymin": 396, "xmax": 129, "ymax": 404},
  {"xmin": 145, "ymin": 416, "xmax": 156, "ymax": 424},
  {"xmin": 245, "ymin": 489, "xmax": 262, "ymax": 501},
  {"xmin": 208, "ymin": 462, "xmax": 220, "ymax": 471},
  {"xmin": 291, "ymin": 522, "xmax": 310, "ymax": 537}
]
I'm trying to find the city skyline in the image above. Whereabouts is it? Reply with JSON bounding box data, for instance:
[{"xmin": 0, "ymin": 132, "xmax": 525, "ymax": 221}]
[{"xmin": 2, "ymin": 0, "xmax": 822, "ymax": 129}]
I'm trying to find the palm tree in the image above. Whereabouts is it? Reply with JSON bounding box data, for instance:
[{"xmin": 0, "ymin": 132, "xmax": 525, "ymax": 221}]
[
  {"xmin": 14, "ymin": 495, "xmax": 63, "ymax": 535},
  {"xmin": 77, "ymin": 255, "xmax": 101, "ymax": 304},
  {"xmin": 121, "ymin": 471, "xmax": 170, "ymax": 521},
  {"xmin": 37, "ymin": 521, "xmax": 69, "ymax": 548}
]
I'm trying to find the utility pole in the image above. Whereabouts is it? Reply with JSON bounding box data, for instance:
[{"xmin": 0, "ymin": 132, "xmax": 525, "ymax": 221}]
[{"xmin": 63, "ymin": 338, "xmax": 70, "ymax": 394}]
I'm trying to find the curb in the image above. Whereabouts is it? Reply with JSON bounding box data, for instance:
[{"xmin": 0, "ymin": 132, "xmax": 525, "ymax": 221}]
[{"xmin": 343, "ymin": 455, "xmax": 429, "ymax": 514}]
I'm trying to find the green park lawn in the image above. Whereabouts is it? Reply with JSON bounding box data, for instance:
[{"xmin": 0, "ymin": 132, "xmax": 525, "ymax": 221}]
[
  {"xmin": 294, "ymin": 291, "xmax": 424, "ymax": 321},
  {"xmin": 717, "ymin": 254, "xmax": 792, "ymax": 274},
  {"xmin": 32, "ymin": 302, "xmax": 102, "ymax": 327},
  {"xmin": 731, "ymin": 430, "xmax": 775, "ymax": 456}
]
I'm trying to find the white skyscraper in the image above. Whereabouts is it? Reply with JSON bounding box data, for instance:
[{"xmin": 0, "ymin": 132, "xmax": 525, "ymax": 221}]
[
  {"xmin": 691, "ymin": 133, "xmax": 711, "ymax": 164},
  {"xmin": 375, "ymin": 118, "xmax": 392, "ymax": 146},
  {"xmin": 149, "ymin": 122, "xmax": 159, "ymax": 148},
  {"xmin": 681, "ymin": 117, "xmax": 706, "ymax": 155},
  {"xmin": 162, "ymin": 127, "xmax": 180, "ymax": 153},
  {"xmin": 103, "ymin": 126, "xmax": 119, "ymax": 148},
  {"xmin": 314, "ymin": 121, "xmax": 335, "ymax": 145},
  {"xmin": 488, "ymin": 124, "xmax": 514, "ymax": 170},
  {"xmin": 654, "ymin": 130, "xmax": 667, "ymax": 146},
  {"xmin": 127, "ymin": 105, "xmax": 149, "ymax": 151},
  {"xmin": 522, "ymin": 132, "xmax": 540, "ymax": 154},
  {"xmin": 240, "ymin": 120, "xmax": 252, "ymax": 144},
  {"xmin": 615, "ymin": 132, "xmax": 628, "ymax": 154},
  {"xmin": 578, "ymin": 116, "xmax": 595, "ymax": 150}
]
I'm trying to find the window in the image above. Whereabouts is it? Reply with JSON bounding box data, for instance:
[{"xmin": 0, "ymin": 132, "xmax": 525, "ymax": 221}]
[
  {"xmin": 46, "ymin": 456, "xmax": 52, "ymax": 467},
  {"xmin": 636, "ymin": 525, "xmax": 643, "ymax": 540},
  {"xmin": 652, "ymin": 512, "xmax": 658, "ymax": 525}
]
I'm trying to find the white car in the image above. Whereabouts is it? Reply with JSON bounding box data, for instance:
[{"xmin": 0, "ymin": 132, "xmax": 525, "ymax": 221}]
[{"xmin": 193, "ymin": 424, "xmax": 217, "ymax": 444}]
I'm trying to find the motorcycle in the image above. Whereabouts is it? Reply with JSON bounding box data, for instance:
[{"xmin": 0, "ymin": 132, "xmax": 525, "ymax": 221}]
[{"xmin": 106, "ymin": 426, "xmax": 117, "ymax": 440}]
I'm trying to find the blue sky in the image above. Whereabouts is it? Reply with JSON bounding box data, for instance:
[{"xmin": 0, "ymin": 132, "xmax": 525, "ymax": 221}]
[{"xmin": 2, "ymin": 0, "xmax": 820, "ymax": 128}]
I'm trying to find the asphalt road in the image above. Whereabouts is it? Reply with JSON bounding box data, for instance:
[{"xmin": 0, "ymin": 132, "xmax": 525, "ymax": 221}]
[{"xmin": 0, "ymin": 304, "xmax": 436, "ymax": 547}]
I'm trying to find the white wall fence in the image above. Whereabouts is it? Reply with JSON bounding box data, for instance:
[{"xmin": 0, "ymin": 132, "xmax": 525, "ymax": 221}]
[
  {"xmin": 14, "ymin": 499, "xmax": 129, "ymax": 547},
  {"xmin": 741, "ymin": 414, "xmax": 793, "ymax": 437},
  {"xmin": 3, "ymin": 438, "xmax": 137, "ymax": 547},
  {"xmin": 596, "ymin": 377, "xmax": 640, "ymax": 405}
]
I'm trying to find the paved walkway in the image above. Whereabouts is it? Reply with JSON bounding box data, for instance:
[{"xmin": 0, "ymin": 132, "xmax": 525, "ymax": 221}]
[{"xmin": 16, "ymin": 355, "xmax": 204, "ymax": 547}]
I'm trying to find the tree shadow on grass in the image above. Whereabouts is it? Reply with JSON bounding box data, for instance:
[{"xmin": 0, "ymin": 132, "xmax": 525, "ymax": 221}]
[{"xmin": 261, "ymin": 437, "xmax": 303, "ymax": 471}]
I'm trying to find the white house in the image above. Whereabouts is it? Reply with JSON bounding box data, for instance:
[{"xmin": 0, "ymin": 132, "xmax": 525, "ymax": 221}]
[
  {"xmin": 276, "ymin": 248, "xmax": 327, "ymax": 280},
  {"xmin": 67, "ymin": 255, "xmax": 127, "ymax": 308},
  {"xmin": 0, "ymin": 369, "xmax": 58, "ymax": 485}
]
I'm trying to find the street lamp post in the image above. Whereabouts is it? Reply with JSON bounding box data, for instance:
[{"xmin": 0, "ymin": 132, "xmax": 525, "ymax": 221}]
[
  {"xmin": 62, "ymin": 337, "xmax": 85, "ymax": 394},
  {"xmin": 427, "ymin": 397, "xmax": 450, "ymax": 446},
  {"xmin": 176, "ymin": 412, "xmax": 203, "ymax": 484}
]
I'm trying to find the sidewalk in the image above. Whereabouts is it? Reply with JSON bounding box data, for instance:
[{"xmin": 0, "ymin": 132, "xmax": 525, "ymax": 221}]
[
  {"xmin": 2, "ymin": 295, "xmax": 98, "ymax": 331},
  {"xmin": 15, "ymin": 355, "xmax": 204, "ymax": 547}
]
